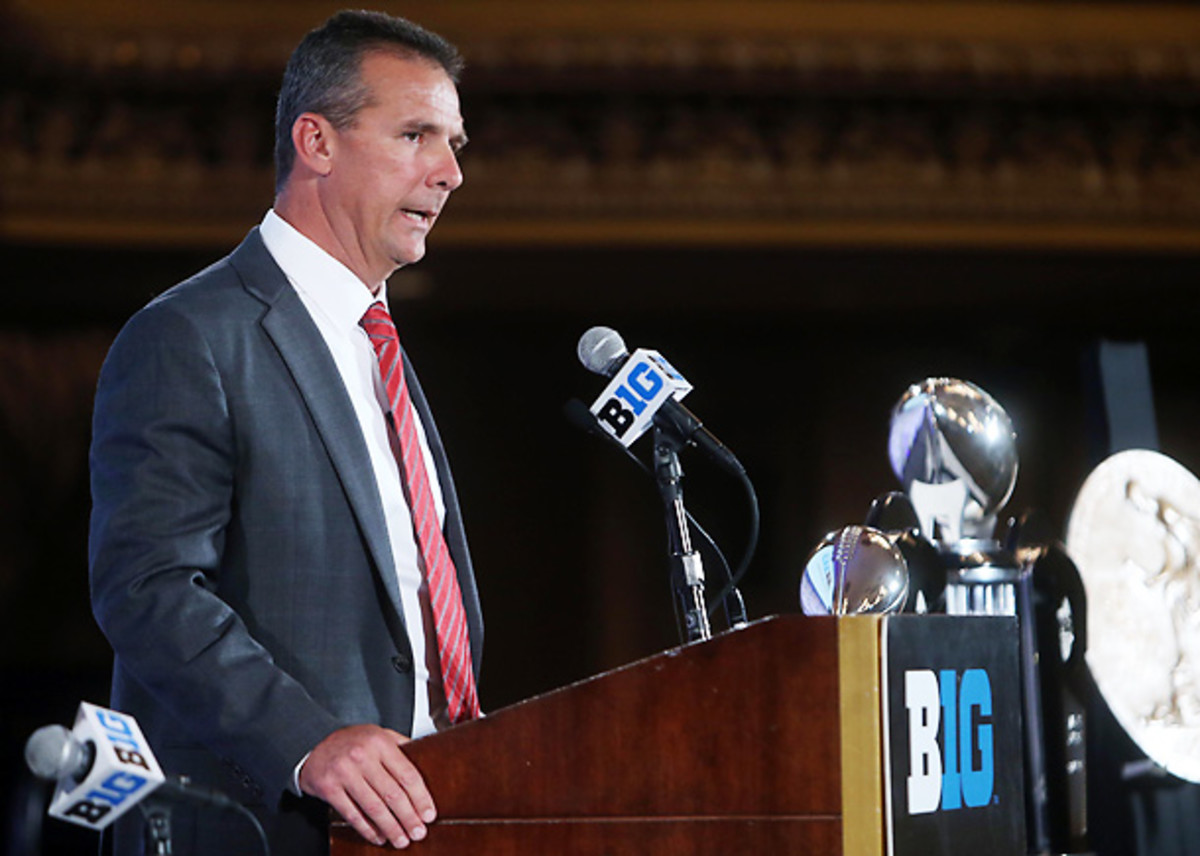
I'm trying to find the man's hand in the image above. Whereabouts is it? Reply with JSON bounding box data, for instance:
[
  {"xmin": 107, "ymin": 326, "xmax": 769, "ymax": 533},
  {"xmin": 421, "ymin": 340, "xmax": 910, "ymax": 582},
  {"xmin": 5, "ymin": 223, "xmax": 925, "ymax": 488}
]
[{"xmin": 299, "ymin": 724, "xmax": 436, "ymax": 849}]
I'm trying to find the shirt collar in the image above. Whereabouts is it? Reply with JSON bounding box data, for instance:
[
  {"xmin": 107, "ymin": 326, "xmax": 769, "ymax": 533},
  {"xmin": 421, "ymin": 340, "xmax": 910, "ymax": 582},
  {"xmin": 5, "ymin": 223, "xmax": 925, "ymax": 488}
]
[{"xmin": 259, "ymin": 209, "xmax": 387, "ymax": 329}]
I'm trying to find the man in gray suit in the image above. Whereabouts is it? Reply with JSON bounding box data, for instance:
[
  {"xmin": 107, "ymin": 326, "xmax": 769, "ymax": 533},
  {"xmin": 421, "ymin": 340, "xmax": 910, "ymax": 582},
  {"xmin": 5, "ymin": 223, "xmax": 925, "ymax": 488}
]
[{"xmin": 89, "ymin": 11, "xmax": 481, "ymax": 854}]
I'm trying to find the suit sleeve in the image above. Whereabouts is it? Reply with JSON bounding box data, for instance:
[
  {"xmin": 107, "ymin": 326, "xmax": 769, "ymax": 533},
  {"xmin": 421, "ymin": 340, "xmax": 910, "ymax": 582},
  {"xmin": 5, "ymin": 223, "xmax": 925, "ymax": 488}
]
[{"xmin": 88, "ymin": 300, "xmax": 345, "ymax": 804}]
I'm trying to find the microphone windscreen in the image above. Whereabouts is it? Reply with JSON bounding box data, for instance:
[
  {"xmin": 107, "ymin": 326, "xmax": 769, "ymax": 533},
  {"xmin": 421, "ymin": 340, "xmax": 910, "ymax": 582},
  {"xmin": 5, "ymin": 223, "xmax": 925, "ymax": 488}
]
[
  {"xmin": 577, "ymin": 326, "xmax": 628, "ymax": 377},
  {"xmin": 25, "ymin": 725, "xmax": 89, "ymax": 781}
]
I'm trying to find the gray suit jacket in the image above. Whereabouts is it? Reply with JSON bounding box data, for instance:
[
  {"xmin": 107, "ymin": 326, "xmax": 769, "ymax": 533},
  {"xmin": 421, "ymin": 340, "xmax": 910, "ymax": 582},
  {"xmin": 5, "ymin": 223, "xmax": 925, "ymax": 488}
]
[{"xmin": 89, "ymin": 228, "xmax": 482, "ymax": 854}]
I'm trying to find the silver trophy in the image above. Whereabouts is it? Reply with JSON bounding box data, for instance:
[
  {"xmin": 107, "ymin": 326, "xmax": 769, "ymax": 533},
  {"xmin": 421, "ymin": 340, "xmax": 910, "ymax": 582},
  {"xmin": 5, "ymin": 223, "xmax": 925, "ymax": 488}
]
[
  {"xmin": 890, "ymin": 378, "xmax": 1062, "ymax": 853},
  {"xmin": 800, "ymin": 525, "xmax": 909, "ymax": 615},
  {"xmin": 888, "ymin": 378, "xmax": 1023, "ymax": 617},
  {"xmin": 888, "ymin": 377, "xmax": 1018, "ymax": 544}
]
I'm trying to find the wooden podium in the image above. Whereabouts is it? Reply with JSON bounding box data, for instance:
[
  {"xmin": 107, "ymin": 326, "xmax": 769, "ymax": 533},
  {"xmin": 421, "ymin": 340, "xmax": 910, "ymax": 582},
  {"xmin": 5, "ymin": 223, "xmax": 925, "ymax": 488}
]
[{"xmin": 330, "ymin": 615, "xmax": 887, "ymax": 855}]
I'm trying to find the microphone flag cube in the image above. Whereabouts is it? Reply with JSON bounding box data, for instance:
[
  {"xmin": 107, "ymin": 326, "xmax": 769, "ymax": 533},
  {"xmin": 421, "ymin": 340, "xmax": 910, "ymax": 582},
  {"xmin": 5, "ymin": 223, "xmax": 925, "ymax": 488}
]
[
  {"xmin": 588, "ymin": 348, "xmax": 693, "ymax": 448},
  {"xmin": 48, "ymin": 702, "xmax": 167, "ymax": 830}
]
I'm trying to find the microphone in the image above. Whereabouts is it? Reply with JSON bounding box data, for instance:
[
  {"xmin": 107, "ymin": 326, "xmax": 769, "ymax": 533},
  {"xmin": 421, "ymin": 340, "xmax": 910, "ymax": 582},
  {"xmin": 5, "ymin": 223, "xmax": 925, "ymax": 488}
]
[
  {"xmin": 25, "ymin": 724, "xmax": 92, "ymax": 781},
  {"xmin": 576, "ymin": 326, "xmax": 743, "ymax": 476},
  {"xmin": 565, "ymin": 397, "xmax": 750, "ymax": 626},
  {"xmin": 24, "ymin": 702, "xmax": 237, "ymax": 832}
]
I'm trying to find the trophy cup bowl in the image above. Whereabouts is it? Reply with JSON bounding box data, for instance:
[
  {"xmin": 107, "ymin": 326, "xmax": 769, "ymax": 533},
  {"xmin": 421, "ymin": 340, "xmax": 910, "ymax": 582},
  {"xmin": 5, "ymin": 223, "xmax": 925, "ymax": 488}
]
[
  {"xmin": 887, "ymin": 377, "xmax": 1019, "ymax": 539},
  {"xmin": 801, "ymin": 525, "xmax": 910, "ymax": 615}
]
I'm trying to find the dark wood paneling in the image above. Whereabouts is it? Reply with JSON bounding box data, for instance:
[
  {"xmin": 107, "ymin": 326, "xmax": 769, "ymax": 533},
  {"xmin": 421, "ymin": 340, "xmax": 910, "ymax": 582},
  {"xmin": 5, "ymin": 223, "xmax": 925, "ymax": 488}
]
[
  {"xmin": 403, "ymin": 617, "xmax": 840, "ymax": 819},
  {"xmin": 331, "ymin": 817, "xmax": 842, "ymax": 856},
  {"xmin": 332, "ymin": 616, "xmax": 846, "ymax": 854}
]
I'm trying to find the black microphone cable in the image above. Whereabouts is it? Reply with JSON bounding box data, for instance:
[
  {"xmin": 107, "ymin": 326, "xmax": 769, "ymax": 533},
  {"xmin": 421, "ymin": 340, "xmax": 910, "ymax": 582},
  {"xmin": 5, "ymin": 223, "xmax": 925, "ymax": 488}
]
[
  {"xmin": 564, "ymin": 398, "xmax": 750, "ymax": 627},
  {"xmin": 706, "ymin": 462, "xmax": 758, "ymax": 623},
  {"xmin": 139, "ymin": 784, "xmax": 271, "ymax": 856}
]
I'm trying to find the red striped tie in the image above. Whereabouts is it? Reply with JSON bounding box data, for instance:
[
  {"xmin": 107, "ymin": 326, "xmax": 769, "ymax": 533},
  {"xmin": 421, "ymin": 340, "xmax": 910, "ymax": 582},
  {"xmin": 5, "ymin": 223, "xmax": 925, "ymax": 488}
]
[{"xmin": 361, "ymin": 302, "xmax": 480, "ymax": 724}]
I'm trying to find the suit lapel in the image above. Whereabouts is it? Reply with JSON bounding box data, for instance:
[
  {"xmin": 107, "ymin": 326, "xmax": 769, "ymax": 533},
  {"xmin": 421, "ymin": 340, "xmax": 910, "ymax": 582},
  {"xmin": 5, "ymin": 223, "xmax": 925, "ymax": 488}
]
[
  {"xmin": 228, "ymin": 230, "xmax": 407, "ymax": 619},
  {"xmin": 228, "ymin": 228, "xmax": 483, "ymax": 675}
]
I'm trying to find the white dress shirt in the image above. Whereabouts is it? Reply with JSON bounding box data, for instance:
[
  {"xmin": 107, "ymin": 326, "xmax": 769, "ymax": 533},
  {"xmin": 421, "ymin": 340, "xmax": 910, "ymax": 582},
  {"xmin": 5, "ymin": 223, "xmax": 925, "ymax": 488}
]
[{"xmin": 260, "ymin": 209, "xmax": 447, "ymax": 741}]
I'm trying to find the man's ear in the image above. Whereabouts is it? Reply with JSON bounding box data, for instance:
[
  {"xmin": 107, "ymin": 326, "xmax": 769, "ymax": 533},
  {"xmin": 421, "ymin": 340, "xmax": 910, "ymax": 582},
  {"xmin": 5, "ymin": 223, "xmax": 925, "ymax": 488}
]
[{"xmin": 291, "ymin": 112, "xmax": 335, "ymax": 177}]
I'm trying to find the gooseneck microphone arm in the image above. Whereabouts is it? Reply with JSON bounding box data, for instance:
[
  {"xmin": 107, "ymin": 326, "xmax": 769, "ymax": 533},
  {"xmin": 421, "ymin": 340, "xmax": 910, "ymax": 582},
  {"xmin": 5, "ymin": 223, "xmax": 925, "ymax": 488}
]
[
  {"xmin": 653, "ymin": 426, "xmax": 712, "ymax": 643},
  {"xmin": 141, "ymin": 802, "xmax": 172, "ymax": 856},
  {"xmin": 563, "ymin": 398, "xmax": 748, "ymax": 629}
]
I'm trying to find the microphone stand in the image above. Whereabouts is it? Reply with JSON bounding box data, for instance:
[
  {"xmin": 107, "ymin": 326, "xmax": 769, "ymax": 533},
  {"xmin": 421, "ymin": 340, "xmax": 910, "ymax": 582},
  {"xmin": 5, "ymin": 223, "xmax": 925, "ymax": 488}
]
[
  {"xmin": 140, "ymin": 799, "xmax": 173, "ymax": 855},
  {"xmin": 653, "ymin": 426, "xmax": 711, "ymax": 643}
]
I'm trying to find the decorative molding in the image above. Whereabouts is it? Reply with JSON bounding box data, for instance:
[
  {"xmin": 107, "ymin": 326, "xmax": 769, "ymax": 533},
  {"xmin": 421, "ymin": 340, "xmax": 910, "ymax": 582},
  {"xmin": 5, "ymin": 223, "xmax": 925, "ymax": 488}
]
[{"xmin": 4, "ymin": 1, "xmax": 1200, "ymax": 249}]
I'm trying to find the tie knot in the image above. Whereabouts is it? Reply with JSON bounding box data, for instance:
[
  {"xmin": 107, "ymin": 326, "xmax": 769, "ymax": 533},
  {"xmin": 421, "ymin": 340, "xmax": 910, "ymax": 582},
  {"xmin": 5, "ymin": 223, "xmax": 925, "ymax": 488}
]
[
  {"xmin": 361, "ymin": 302, "xmax": 397, "ymax": 347},
  {"xmin": 361, "ymin": 301, "xmax": 392, "ymax": 328}
]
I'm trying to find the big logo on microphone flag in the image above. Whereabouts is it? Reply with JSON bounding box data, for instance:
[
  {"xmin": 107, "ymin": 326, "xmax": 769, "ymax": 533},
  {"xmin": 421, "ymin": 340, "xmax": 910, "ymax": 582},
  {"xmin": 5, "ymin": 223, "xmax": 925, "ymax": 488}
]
[
  {"xmin": 588, "ymin": 348, "xmax": 693, "ymax": 447},
  {"xmin": 49, "ymin": 703, "xmax": 166, "ymax": 830}
]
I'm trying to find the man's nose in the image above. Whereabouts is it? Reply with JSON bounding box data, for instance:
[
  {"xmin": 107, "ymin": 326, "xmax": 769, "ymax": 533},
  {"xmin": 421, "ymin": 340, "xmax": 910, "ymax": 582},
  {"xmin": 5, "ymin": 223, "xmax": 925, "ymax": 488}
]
[{"xmin": 429, "ymin": 145, "xmax": 463, "ymax": 191}]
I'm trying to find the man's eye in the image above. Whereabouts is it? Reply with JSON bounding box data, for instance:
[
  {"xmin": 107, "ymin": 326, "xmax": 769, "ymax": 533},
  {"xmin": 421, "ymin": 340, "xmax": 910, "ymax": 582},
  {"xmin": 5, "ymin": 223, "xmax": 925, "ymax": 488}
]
[{"xmin": 402, "ymin": 131, "xmax": 422, "ymax": 143}]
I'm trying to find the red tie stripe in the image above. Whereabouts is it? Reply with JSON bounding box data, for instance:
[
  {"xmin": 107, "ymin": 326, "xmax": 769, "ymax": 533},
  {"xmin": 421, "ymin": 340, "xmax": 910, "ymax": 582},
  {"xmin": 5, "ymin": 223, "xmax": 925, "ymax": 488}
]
[{"xmin": 361, "ymin": 303, "xmax": 480, "ymax": 724}]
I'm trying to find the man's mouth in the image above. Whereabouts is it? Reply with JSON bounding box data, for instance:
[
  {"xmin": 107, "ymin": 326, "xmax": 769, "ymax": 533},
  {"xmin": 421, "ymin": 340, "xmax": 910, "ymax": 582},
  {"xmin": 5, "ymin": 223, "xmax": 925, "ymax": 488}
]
[{"xmin": 401, "ymin": 208, "xmax": 434, "ymax": 225}]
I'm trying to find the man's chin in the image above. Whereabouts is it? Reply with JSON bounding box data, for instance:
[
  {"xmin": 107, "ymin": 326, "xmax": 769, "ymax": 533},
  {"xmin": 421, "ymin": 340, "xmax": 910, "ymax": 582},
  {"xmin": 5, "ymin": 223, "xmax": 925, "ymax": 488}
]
[{"xmin": 393, "ymin": 241, "xmax": 427, "ymax": 267}]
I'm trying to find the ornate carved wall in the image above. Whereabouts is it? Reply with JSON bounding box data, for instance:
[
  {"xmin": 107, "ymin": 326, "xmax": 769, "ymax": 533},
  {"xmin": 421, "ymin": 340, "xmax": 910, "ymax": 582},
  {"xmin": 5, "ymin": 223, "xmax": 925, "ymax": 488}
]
[{"xmin": 4, "ymin": 0, "xmax": 1200, "ymax": 250}]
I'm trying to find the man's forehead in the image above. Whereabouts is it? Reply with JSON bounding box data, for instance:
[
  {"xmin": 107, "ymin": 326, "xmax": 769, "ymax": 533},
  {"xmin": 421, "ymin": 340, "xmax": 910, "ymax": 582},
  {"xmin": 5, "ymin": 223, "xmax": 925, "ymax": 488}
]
[
  {"xmin": 359, "ymin": 50, "xmax": 457, "ymax": 92},
  {"xmin": 359, "ymin": 51, "xmax": 463, "ymax": 121}
]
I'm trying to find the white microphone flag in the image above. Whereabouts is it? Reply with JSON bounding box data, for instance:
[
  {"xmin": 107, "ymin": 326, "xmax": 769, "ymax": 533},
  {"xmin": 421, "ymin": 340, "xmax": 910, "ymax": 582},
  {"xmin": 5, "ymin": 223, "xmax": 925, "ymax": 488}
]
[
  {"xmin": 588, "ymin": 348, "xmax": 693, "ymax": 448},
  {"xmin": 48, "ymin": 702, "xmax": 167, "ymax": 830}
]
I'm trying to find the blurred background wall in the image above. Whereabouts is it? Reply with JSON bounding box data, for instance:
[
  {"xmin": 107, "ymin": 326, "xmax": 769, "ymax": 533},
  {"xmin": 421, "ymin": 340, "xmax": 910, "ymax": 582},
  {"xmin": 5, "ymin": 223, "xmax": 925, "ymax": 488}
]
[{"xmin": 3, "ymin": 1, "xmax": 1200, "ymax": 853}]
